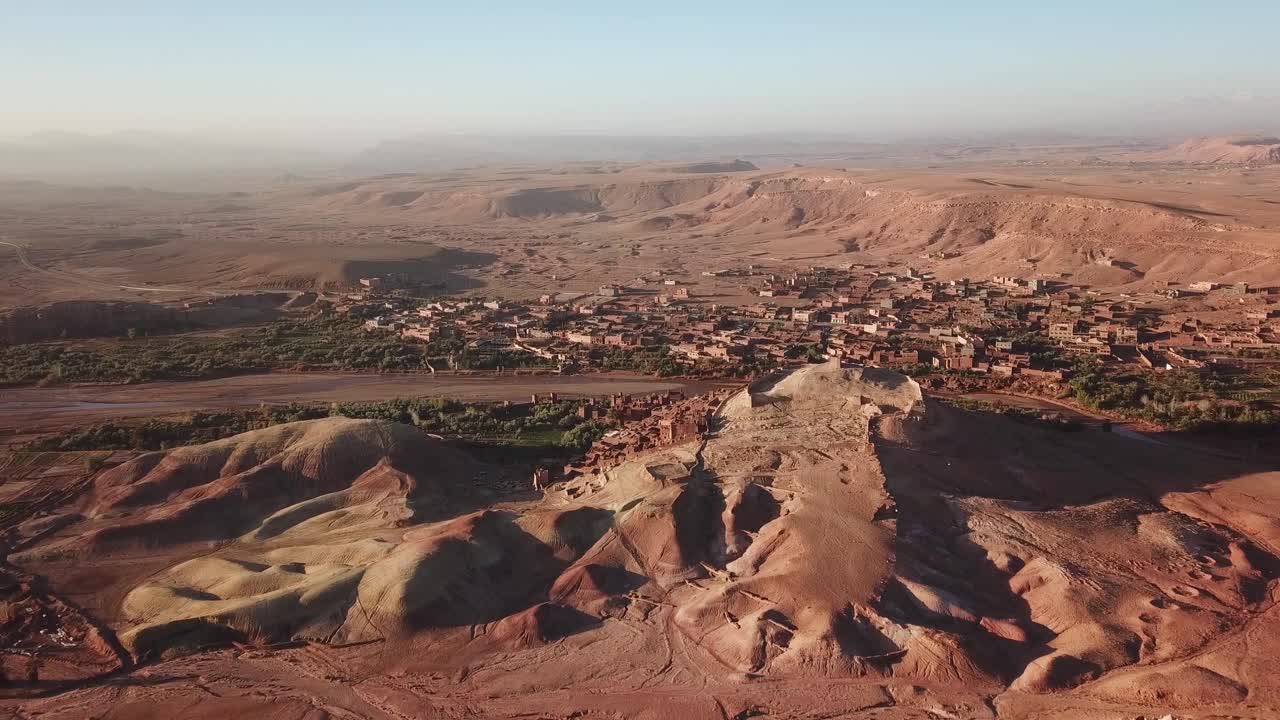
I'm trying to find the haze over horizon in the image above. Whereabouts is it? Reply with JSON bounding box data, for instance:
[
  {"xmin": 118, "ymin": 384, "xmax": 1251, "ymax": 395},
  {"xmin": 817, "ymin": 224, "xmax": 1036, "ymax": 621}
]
[{"xmin": 5, "ymin": 1, "xmax": 1280, "ymax": 146}]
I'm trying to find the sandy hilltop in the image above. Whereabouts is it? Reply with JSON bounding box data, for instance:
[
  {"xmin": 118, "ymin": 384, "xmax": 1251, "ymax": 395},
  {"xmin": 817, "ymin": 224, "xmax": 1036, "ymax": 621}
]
[{"xmin": 6, "ymin": 361, "xmax": 1280, "ymax": 718}]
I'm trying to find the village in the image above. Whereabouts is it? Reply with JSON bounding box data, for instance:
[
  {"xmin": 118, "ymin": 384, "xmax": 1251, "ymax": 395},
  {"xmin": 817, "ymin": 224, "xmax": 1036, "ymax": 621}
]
[{"xmin": 342, "ymin": 261, "xmax": 1280, "ymax": 386}]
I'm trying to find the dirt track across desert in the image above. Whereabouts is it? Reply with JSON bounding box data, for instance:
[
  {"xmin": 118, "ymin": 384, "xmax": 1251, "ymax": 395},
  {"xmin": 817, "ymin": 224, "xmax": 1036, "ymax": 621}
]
[{"xmin": 0, "ymin": 237, "xmax": 194, "ymax": 295}]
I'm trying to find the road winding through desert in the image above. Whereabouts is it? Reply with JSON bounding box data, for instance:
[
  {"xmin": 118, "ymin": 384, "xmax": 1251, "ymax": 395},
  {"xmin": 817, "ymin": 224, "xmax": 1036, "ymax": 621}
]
[{"xmin": 1, "ymin": 237, "xmax": 194, "ymax": 294}]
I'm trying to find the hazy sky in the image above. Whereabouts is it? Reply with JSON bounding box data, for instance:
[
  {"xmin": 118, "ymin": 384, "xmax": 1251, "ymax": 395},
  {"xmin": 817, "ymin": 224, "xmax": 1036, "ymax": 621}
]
[{"xmin": 4, "ymin": 1, "xmax": 1279, "ymax": 143}]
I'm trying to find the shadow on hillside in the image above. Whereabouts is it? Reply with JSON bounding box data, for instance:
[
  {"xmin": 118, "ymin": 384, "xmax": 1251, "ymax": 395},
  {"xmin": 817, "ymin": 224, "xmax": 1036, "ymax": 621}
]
[
  {"xmin": 870, "ymin": 399, "xmax": 1280, "ymax": 683},
  {"xmin": 342, "ymin": 246, "xmax": 498, "ymax": 293}
]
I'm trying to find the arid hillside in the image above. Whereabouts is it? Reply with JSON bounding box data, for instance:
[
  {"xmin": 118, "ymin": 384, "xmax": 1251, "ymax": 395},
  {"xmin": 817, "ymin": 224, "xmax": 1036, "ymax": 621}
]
[
  {"xmin": 5, "ymin": 162, "xmax": 1280, "ymax": 309},
  {"xmin": 287, "ymin": 166, "xmax": 1280, "ymax": 289},
  {"xmin": 1150, "ymin": 136, "xmax": 1280, "ymax": 165},
  {"xmin": 9, "ymin": 363, "xmax": 1280, "ymax": 718}
]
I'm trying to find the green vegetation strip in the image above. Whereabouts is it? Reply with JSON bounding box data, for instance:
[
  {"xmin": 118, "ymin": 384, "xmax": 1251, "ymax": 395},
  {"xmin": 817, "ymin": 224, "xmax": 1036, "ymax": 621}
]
[
  {"xmin": 1068, "ymin": 361, "xmax": 1277, "ymax": 432},
  {"xmin": 0, "ymin": 316, "xmax": 552, "ymax": 387},
  {"xmin": 25, "ymin": 398, "xmax": 612, "ymax": 453}
]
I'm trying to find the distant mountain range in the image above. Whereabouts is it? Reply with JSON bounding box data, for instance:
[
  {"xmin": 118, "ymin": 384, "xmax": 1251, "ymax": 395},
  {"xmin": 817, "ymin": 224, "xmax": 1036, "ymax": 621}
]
[
  {"xmin": 1, "ymin": 130, "xmax": 1276, "ymax": 185},
  {"xmin": 0, "ymin": 131, "xmax": 340, "ymax": 178}
]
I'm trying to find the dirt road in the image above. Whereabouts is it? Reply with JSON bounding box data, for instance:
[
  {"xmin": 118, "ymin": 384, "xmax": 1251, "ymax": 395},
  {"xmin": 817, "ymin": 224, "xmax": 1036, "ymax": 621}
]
[
  {"xmin": 0, "ymin": 372, "xmax": 722, "ymax": 431},
  {"xmin": 1, "ymin": 237, "xmax": 193, "ymax": 294}
]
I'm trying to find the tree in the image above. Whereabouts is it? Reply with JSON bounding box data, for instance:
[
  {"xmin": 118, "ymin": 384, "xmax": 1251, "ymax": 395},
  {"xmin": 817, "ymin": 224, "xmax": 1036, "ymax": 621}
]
[{"xmin": 561, "ymin": 420, "xmax": 609, "ymax": 451}]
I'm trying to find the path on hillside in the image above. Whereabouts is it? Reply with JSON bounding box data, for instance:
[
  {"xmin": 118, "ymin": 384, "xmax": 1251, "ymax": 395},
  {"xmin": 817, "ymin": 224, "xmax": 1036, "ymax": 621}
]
[{"xmin": 1, "ymin": 237, "xmax": 197, "ymax": 294}]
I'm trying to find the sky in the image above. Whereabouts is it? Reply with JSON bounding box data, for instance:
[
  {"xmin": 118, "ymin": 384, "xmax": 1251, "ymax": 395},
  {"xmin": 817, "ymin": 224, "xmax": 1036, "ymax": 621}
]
[{"xmin": 3, "ymin": 1, "xmax": 1279, "ymax": 144}]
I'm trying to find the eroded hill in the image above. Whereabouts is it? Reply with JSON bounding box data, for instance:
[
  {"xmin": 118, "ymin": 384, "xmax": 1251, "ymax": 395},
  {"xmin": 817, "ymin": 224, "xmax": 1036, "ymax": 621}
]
[
  {"xmin": 289, "ymin": 167, "xmax": 1280, "ymax": 288},
  {"xmin": 1151, "ymin": 136, "xmax": 1280, "ymax": 166},
  {"xmin": 9, "ymin": 363, "xmax": 1280, "ymax": 718},
  {"xmin": 6, "ymin": 164, "xmax": 1280, "ymax": 309}
]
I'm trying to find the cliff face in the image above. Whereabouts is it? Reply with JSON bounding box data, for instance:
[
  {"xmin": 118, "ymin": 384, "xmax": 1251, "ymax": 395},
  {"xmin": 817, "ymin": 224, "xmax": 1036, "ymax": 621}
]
[
  {"xmin": 0, "ymin": 301, "xmax": 185, "ymax": 344},
  {"xmin": 1153, "ymin": 136, "xmax": 1280, "ymax": 165},
  {"xmin": 0, "ymin": 294, "xmax": 291, "ymax": 344}
]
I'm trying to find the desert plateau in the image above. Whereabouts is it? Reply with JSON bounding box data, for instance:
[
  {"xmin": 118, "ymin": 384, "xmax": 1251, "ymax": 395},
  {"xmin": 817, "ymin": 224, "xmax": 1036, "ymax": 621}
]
[{"xmin": 3, "ymin": 139, "xmax": 1279, "ymax": 718}]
